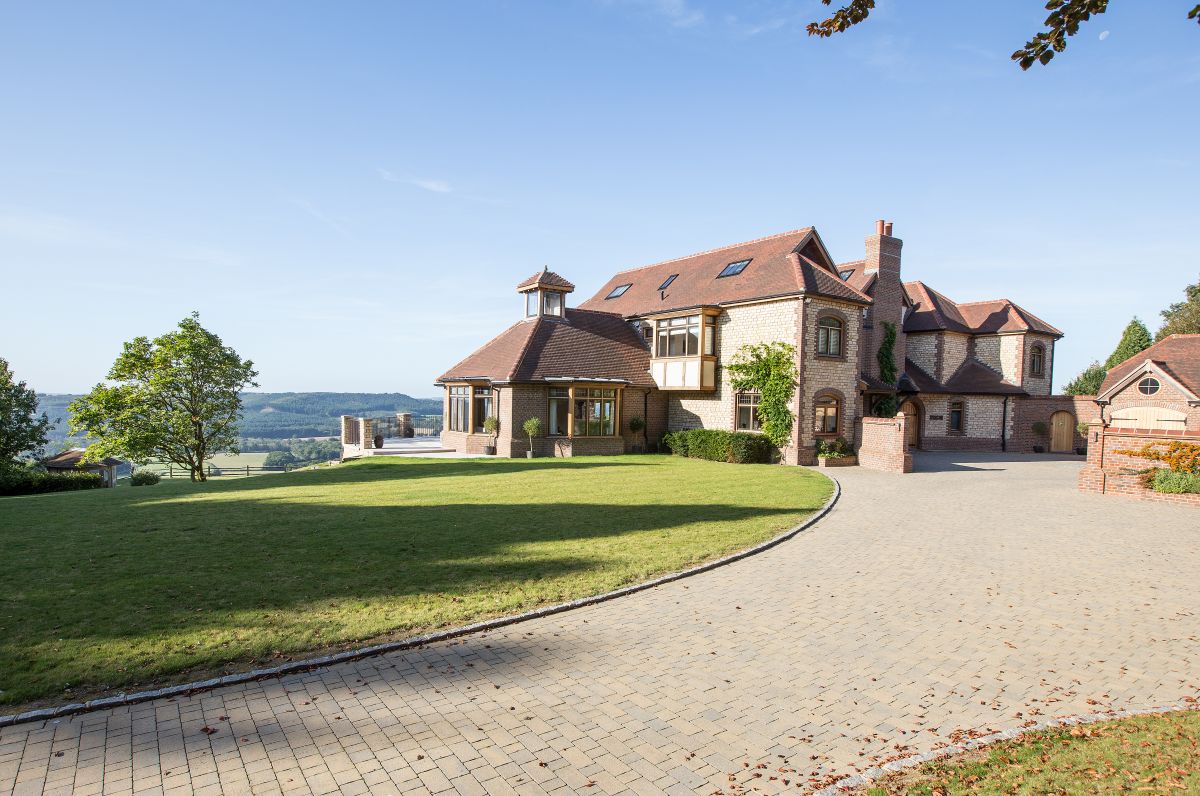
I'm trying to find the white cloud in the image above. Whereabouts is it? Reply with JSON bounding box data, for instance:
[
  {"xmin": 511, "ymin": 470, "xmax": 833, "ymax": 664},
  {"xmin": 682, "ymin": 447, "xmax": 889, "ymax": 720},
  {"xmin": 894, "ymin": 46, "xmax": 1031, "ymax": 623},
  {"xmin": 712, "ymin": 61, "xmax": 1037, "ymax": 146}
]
[
  {"xmin": 1099, "ymin": 30, "xmax": 1110, "ymax": 41},
  {"xmin": 377, "ymin": 168, "xmax": 453, "ymax": 194}
]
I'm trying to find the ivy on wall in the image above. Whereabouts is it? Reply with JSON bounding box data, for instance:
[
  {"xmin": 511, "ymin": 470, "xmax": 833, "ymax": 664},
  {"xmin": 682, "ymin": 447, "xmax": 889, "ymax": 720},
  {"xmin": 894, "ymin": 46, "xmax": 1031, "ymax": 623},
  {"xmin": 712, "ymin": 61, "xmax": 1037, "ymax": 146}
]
[
  {"xmin": 726, "ymin": 342, "xmax": 797, "ymax": 449},
  {"xmin": 873, "ymin": 321, "xmax": 899, "ymax": 417}
]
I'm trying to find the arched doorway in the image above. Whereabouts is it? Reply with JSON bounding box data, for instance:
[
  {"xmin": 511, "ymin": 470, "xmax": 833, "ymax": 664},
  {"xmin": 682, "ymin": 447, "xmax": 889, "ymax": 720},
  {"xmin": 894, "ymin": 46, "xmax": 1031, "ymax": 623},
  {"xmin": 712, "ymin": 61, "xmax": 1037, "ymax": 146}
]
[
  {"xmin": 1049, "ymin": 410, "xmax": 1075, "ymax": 453},
  {"xmin": 898, "ymin": 399, "xmax": 922, "ymax": 448}
]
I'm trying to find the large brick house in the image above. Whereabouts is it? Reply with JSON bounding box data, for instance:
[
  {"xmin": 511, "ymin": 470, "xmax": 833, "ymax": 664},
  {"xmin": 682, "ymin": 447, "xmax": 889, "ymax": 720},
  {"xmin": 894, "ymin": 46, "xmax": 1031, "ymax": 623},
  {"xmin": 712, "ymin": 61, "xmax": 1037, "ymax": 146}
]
[{"xmin": 437, "ymin": 221, "xmax": 1082, "ymax": 463}]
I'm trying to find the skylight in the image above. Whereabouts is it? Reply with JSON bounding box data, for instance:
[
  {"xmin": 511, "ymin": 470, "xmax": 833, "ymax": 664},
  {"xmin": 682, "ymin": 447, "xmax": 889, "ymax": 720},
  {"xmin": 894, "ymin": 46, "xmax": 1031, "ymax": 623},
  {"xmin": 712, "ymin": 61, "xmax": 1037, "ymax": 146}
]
[
  {"xmin": 605, "ymin": 283, "xmax": 632, "ymax": 299},
  {"xmin": 717, "ymin": 259, "xmax": 750, "ymax": 278},
  {"xmin": 658, "ymin": 274, "xmax": 678, "ymax": 291},
  {"xmin": 838, "ymin": 269, "xmax": 854, "ymax": 280}
]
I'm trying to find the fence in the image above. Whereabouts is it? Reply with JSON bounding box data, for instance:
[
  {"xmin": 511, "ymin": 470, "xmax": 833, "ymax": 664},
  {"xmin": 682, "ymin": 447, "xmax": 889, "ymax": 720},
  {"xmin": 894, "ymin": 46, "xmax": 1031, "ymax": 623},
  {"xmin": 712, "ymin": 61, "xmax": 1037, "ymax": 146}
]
[
  {"xmin": 148, "ymin": 460, "xmax": 334, "ymax": 479},
  {"xmin": 363, "ymin": 414, "xmax": 443, "ymax": 439}
]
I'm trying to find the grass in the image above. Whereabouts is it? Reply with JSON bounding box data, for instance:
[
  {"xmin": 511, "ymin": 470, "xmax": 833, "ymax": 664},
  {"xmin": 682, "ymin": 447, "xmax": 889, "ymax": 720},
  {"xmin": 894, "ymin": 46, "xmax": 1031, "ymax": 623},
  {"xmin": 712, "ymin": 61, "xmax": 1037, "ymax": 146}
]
[
  {"xmin": 864, "ymin": 710, "xmax": 1200, "ymax": 795},
  {"xmin": 0, "ymin": 454, "xmax": 831, "ymax": 709}
]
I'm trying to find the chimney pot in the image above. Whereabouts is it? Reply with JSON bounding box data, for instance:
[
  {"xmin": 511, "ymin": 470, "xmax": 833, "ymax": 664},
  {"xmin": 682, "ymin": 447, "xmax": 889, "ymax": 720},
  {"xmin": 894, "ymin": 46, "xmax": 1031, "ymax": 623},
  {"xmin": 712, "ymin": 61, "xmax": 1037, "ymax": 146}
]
[
  {"xmin": 875, "ymin": 219, "xmax": 885, "ymax": 235},
  {"xmin": 884, "ymin": 222, "xmax": 893, "ymax": 236}
]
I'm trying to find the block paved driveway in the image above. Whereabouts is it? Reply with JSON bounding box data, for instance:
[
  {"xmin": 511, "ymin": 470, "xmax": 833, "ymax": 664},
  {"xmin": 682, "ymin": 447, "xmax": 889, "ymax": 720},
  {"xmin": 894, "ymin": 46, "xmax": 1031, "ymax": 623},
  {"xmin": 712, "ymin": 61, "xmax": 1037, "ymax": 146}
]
[{"xmin": 3, "ymin": 452, "xmax": 1199, "ymax": 795}]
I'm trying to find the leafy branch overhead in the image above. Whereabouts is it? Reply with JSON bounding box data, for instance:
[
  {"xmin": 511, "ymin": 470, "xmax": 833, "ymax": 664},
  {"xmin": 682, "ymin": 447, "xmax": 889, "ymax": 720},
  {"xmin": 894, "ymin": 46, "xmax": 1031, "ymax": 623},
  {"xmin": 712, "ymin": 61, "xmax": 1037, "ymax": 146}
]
[
  {"xmin": 807, "ymin": 0, "xmax": 1200, "ymax": 70},
  {"xmin": 726, "ymin": 342, "xmax": 797, "ymax": 449}
]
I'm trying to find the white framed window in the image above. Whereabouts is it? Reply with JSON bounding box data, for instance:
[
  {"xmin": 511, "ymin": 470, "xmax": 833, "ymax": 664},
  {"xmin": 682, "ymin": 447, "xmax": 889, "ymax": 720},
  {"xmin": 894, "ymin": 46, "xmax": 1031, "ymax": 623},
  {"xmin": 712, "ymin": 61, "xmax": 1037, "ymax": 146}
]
[
  {"xmin": 736, "ymin": 392, "xmax": 761, "ymax": 432},
  {"xmin": 1137, "ymin": 376, "xmax": 1161, "ymax": 396}
]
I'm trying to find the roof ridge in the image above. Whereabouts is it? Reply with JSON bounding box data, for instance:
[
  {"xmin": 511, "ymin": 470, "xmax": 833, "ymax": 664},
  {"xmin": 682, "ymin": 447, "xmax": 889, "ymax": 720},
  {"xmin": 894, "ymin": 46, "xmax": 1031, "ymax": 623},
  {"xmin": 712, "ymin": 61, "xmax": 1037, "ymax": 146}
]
[
  {"xmin": 508, "ymin": 317, "xmax": 546, "ymax": 382},
  {"xmin": 954, "ymin": 298, "xmax": 1011, "ymax": 307},
  {"xmin": 606, "ymin": 228, "xmax": 813, "ymax": 276}
]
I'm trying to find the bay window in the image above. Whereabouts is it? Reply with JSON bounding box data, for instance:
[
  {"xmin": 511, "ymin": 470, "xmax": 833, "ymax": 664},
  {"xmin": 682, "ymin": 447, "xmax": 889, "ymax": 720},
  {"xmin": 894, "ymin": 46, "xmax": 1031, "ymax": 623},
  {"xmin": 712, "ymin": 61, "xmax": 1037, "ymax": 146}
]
[
  {"xmin": 472, "ymin": 387, "xmax": 493, "ymax": 433},
  {"xmin": 655, "ymin": 315, "xmax": 701, "ymax": 357},
  {"xmin": 574, "ymin": 388, "xmax": 617, "ymax": 436},
  {"xmin": 548, "ymin": 388, "xmax": 569, "ymax": 436},
  {"xmin": 448, "ymin": 386, "xmax": 469, "ymax": 432}
]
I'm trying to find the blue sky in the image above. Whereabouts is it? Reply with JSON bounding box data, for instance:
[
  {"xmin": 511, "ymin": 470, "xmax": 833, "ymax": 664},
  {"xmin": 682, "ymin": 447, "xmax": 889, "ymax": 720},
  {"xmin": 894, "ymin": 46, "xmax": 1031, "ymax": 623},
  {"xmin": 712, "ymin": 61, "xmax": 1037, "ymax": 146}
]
[{"xmin": 1, "ymin": 1, "xmax": 1197, "ymax": 396}]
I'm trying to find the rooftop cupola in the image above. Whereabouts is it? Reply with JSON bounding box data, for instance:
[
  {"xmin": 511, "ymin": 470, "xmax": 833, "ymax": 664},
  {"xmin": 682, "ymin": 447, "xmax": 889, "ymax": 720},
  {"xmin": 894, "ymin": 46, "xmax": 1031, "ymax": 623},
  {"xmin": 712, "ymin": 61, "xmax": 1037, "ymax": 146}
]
[{"xmin": 517, "ymin": 267, "xmax": 575, "ymax": 319}]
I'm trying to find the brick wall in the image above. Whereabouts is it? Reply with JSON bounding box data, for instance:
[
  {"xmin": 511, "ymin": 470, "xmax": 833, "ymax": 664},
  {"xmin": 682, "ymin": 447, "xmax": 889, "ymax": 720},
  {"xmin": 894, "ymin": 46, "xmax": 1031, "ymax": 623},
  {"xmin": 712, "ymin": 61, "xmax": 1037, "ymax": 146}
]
[
  {"xmin": 1010, "ymin": 394, "xmax": 1099, "ymax": 453},
  {"xmin": 670, "ymin": 299, "xmax": 801, "ymax": 431},
  {"xmin": 1078, "ymin": 425, "xmax": 1200, "ymax": 507},
  {"xmin": 857, "ymin": 415, "xmax": 913, "ymax": 473},
  {"xmin": 1105, "ymin": 379, "xmax": 1200, "ymax": 429}
]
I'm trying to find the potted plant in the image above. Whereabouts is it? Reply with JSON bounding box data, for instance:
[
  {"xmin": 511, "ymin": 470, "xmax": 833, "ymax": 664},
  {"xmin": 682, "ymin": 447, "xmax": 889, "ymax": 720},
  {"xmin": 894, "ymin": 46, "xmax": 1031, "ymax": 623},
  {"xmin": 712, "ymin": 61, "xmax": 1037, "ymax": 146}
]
[
  {"xmin": 522, "ymin": 417, "xmax": 541, "ymax": 458},
  {"xmin": 482, "ymin": 415, "xmax": 499, "ymax": 456},
  {"xmin": 373, "ymin": 433, "xmax": 384, "ymax": 449},
  {"xmin": 628, "ymin": 416, "xmax": 645, "ymax": 453},
  {"xmin": 1031, "ymin": 421, "xmax": 1048, "ymax": 453},
  {"xmin": 815, "ymin": 437, "xmax": 856, "ymax": 467},
  {"xmin": 1075, "ymin": 421, "xmax": 1090, "ymax": 456}
]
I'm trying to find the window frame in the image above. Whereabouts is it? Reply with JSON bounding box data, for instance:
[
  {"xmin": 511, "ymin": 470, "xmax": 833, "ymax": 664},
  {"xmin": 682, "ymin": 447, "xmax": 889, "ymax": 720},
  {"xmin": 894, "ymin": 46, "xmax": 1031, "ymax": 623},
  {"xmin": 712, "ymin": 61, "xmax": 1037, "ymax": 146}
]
[
  {"xmin": 542, "ymin": 290, "xmax": 563, "ymax": 317},
  {"xmin": 657, "ymin": 274, "xmax": 678, "ymax": 291},
  {"xmin": 947, "ymin": 399, "xmax": 966, "ymax": 435},
  {"xmin": 548, "ymin": 387, "xmax": 570, "ymax": 436},
  {"xmin": 572, "ymin": 387, "xmax": 619, "ymax": 437},
  {"xmin": 1137, "ymin": 376, "xmax": 1161, "ymax": 396},
  {"xmin": 1029, "ymin": 343, "xmax": 1045, "ymax": 378},
  {"xmin": 816, "ymin": 315, "xmax": 844, "ymax": 358},
  {"xmin": 605, "ymin": 283, "xmax": 632, "ymax": 300},
  {"xmin": 472, "ymin": 386, "xmax": 493, "ymax": 434},
  {"xmin": 735, "ymin": 391, "xmax": 762, "ymax": 432},
  {"xmin": 814, "ymin": 395, "xmax": 839, "ymax": 437},
  {"xmin": 447, "ymin": 385, "xmax": 471, "ymax": 432},
  {"xmin": 716, "ymin": 259, "xmax": 751, "ymax": 278}
]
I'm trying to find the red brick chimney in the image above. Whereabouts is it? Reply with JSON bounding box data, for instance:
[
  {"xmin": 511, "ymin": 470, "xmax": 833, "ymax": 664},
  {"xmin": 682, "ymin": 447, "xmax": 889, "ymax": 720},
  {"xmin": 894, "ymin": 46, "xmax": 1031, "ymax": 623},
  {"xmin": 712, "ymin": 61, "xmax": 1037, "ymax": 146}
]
[{"xmin": 863, "ymin": 219, "xmax": 905, "ymax": 384}]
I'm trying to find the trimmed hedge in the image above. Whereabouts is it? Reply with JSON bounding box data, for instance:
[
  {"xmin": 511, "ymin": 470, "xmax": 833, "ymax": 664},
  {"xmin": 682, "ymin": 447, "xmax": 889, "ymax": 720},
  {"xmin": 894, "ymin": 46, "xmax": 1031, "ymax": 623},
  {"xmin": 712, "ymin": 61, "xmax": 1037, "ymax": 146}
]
[
  {"xmin": 0, "ymin": 468, "xmax": 105, "ymax": 496},
  {"xmin": 662, "ymin": 429, "xmax": 774, "ymax": 464},
  {"xmin": 131, "ymin": 469, "xmax": 161, "ymax": 486}
]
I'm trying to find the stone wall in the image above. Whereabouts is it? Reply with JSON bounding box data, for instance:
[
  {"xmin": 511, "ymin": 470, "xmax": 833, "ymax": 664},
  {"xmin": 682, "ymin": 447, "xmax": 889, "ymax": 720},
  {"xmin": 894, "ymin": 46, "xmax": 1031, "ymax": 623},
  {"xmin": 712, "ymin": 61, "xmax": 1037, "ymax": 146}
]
[
  {"xmin": 857, "ymin": 414, "xmax": 913, "ymax": 473},
  {"xmin": 941, "ymin": 333, "xmax": 970, "ymax": 380},
  {"xmin": 794, "ymin": 297, "xmax": 863, "ymax": 465},
  {"xmin": 1078, "ymin": 424, "xmax": 1200, "ymax": 507},
  {"xmin": 670, "ymin": 299, "xmax": 801, "ymax": 432},
  {"xmin": 916, "ymin": 394, "xmax": 1008, "ymax": 451},
  {"xmin": 1020, "ymin": 334, "xmax": 1055, "ymax": 396},
  {"xmin": 906, "ymin": 333, "xmax": 937, "ymax": 377}
]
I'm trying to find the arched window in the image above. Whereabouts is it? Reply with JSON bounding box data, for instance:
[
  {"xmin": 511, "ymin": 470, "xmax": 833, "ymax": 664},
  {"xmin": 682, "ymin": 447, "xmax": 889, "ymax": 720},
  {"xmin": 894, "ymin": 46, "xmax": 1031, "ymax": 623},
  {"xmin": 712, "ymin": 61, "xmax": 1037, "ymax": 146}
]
[
  {"xmin": 817, "ymin": 316, "xmax": 843, "ymax": 357},
  {"xmin": 1030, "ymin": 344, "xmax": 1045, "ymax": 378},
  {"xmin": 814, "ymin": 395, "xmax": 839, "ymax": 435}
]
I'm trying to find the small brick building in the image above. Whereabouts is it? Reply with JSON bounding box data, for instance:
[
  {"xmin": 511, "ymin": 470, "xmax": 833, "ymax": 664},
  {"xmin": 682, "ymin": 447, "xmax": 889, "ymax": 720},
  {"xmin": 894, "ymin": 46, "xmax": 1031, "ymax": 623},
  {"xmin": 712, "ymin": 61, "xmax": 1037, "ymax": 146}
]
[{"xmin": 438, "ymin": 221, "xmax": 1085, "ymax": 463}]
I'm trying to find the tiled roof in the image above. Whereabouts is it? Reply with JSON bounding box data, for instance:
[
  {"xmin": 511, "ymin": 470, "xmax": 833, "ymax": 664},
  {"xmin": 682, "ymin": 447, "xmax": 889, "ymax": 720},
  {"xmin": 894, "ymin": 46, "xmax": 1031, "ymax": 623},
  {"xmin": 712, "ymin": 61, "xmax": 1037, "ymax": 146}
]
[
  {"xmin": 516, "ymin": 268, "xmax": 575, "ymax": 292},
  {"xmin": 438, "ymin": 308, "xmax": 653, "ymax": 387},
  {"xmin": 42, "ymin": 449, "xmax": 123, "ymax": 468},
  {"xmin": 1099, "ymin": 334, "xmax": 1200, "ymax": 397},
  {"xmin": 901, "ymin": 358, "xmax": 1026, "ymax": 396},
  {"xmin": 903, "ymin": 282, "xmax": 1062, "ymax": 337},
  {"xmin": 835, "ymin": 260, "xmax": 875, "ymax": 294},
  {"xmin": 578, "ymin": 228, "xmax": 870, "ymax": 317}
]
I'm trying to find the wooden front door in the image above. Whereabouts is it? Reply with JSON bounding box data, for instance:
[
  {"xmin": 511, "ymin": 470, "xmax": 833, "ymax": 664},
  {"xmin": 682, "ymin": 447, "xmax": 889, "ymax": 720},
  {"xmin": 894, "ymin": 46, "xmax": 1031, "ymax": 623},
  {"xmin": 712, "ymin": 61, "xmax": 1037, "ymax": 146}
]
[
  {"xmin": 1050, "ymin": 410, "xmax": 1074, "ymax": 453},
  {"xmin": 900, "ymin": 401, "xmax": 920, "ymax": 448}
]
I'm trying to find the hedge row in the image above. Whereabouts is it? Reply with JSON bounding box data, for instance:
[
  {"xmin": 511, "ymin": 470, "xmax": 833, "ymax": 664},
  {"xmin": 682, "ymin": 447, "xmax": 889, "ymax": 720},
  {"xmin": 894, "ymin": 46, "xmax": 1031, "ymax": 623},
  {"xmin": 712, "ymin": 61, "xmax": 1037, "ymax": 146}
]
[
  {"xmin": 0, "ymin": 468, "xmax": 105, "ymax": 496},
  {"xmin": 662, "ymin": 429, "xmax": 774, "ymax": 464}
]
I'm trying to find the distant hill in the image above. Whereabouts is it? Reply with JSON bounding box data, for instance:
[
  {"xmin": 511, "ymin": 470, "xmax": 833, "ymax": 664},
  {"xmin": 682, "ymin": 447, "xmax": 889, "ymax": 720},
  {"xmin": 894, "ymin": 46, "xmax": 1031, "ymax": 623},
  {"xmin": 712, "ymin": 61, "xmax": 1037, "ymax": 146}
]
[{"xmin": 36, "ymin": 392, "xmax": 443, "ymax": 446}]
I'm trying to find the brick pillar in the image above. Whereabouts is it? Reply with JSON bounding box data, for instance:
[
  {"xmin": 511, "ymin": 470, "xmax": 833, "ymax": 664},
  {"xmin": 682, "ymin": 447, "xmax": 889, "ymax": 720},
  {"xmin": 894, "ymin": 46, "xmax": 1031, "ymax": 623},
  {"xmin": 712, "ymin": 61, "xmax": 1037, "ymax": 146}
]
[
  {"xmin": 397, "ymin": 412, "xmax": 413, "ymax": 438},
  {"xmin": 360, "ymin": 418, "xmax": 374, "ymax": 449},
  {"xmin": 863, "ymin": 221, "xmax": 905, "ymax": 383},
  {"xmin": 340, "ymin": 415, "xmax": 358, "ymax": 445}
]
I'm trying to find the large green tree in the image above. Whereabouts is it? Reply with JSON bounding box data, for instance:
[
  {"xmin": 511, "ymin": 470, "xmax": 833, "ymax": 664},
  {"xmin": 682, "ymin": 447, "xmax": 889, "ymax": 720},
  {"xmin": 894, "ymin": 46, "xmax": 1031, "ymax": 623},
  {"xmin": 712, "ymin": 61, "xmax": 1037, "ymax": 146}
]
[
  {"xmin": 1063, "ymin": 360, "xmax": 1106, "ymax": 395},
  {"xmin": 1104, "ymin": 317, "xmax": 1153, "ymax": 368},
  {"xmin": 1156, "ymin": 277, "xmax": 1200, "ymax": 341},
  {"xmin": 807, "ymin": 1, "xmax": 1200, "ymax": 70},
  {"xmin": 69, "ymin": 313, "xmax": 258, "ymax": 481},
  {"xmin": 0, "ymin": 358, "xmax": 52, "ymax": 467}
]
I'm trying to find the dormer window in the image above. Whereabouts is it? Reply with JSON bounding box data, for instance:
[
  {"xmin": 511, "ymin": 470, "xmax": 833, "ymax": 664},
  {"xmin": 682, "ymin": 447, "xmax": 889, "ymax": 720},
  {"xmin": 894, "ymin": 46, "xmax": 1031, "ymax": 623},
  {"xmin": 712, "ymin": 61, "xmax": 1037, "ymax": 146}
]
[
  {"xmin": 606, "ymin": 283, "xmax": 632, "ymax": 299},
  {"xmin": 543, "ymin": 291, "xmax": 563, "ymax": 317},
  {"xmin": 717, "ymin": 259, "xmax": 751, "ymax": 278},
  {"xmin": 838, "ymin": 269, "xmax": 854, "ymax": 280},
  {"xmin": 525, "ymin": 291, "xmax": 539, "ymax": 317},
  {"xmin": 516, "ymin": 268, "xmax": 575, "ymax": 319},
  {"xmin": 658, "ymin": 274, "xmax": 678, "ymax": 291}
]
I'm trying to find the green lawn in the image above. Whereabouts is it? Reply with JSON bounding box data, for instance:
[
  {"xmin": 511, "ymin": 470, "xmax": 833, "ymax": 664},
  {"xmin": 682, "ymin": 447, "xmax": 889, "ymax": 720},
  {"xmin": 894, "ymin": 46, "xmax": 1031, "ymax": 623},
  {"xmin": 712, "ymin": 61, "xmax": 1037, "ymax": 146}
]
[
  {"xmin": 0, "ymin": 455, "xmax": 831, "ymax": 709},
  {"xmin": 865, "ymin": 710, "xmax": 1200, "ymax": 795}
]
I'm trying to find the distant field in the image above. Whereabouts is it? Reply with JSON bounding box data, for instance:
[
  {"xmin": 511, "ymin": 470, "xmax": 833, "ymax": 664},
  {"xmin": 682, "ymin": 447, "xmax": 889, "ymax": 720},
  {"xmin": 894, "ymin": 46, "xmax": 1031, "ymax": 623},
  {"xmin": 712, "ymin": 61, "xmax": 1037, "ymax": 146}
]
[{"xmin": 140, "ymin": 452, "xmax": 272, "ymax": 478}]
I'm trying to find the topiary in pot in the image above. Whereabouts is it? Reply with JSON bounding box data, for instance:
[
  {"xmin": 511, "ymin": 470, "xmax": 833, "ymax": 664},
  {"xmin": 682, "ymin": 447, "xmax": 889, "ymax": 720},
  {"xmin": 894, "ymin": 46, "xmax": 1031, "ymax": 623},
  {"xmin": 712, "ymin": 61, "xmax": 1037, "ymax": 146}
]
[
  {"xmin": 482, "ymin": 415, "xmax": 499, "ymax": 455},
  {"xmin": 522, "ymin": 417, "xmax": 541, "ymax": 458},
  {"xmin": 1031, "ymin": 421, "xmax": 1048, "ymax": 453},
  {"xmin": 628, "ymin": 416, "xmax": 646, "ymax": 453}
]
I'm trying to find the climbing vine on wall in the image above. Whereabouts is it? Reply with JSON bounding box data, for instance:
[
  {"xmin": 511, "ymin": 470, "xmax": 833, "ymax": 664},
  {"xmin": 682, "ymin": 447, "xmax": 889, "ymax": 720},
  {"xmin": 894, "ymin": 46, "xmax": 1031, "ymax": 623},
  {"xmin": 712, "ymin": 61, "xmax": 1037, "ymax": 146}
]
[
  {"xmin": 726, "ymin": 342, "xmax": 797, "ymax": 449},
  {"xmin": 873, "ymin": 321, "xmax": 899, "ymax": 417}
]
